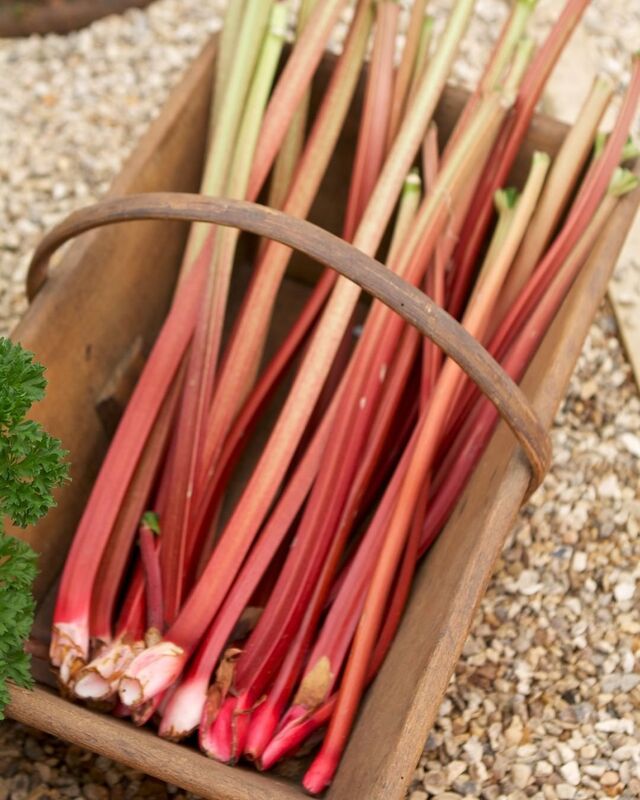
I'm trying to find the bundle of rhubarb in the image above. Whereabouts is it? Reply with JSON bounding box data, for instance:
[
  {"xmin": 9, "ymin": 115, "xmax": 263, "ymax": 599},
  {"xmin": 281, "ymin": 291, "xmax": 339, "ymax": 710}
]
[{"xmin": 49, "ymin": 0, "xmax": 639, "ymax": 792}]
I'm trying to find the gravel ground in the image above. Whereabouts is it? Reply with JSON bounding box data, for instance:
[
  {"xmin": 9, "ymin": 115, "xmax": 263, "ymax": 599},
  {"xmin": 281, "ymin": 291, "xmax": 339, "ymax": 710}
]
[{"xmin": 1, "ymin": 1, "xmax": 640, "ymax": 798}]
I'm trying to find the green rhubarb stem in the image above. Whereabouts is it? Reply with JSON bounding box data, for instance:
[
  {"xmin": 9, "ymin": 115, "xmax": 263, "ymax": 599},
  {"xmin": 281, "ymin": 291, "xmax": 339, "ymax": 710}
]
[
  {"xmin": 186, "ymin": 0, "xmax": 274, "ymax": 262},
  {"xmin": 247, "ymin": 0, "xmax": 349, "ymax": 200},
  {"xmin": 388, "ymin": 170, "xmax": 422, "ymax": 265},
  {"xmin": 503, "ymin": 36, "xmax": 536, "ymax": 95},
  {"xmin": 267, "ymin": 0, "xmax": 318, "ymax": 210},
  {"xmin": 386, "ymin": 0, "xmax": 428, "ymax": 149},
  {"xmin": 210, "ymin": 0, "xmax": 248, "ymax": 135},
  {"xmin": 407, "ymin": 16, "xmax": 435, "ymax": 107},
  {"xmin": 482, "ymin": 0, "xmax": 537, "ymax": 91},
  {"xmin": 500, "ymin": 74, "xmax": 614, "ymax": 319}
]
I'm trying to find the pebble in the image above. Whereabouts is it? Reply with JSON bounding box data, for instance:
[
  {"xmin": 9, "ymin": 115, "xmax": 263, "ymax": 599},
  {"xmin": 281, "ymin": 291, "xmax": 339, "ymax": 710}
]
[
  {"xmin": 511, "ymin": 763, "xmax": 532, "ymax": 789},
  {"xmin": 613, "ymin": 576, "xmax": 636, "ymax": 603},
  {"xmin": 600, "ymin": 771, "xmax": 621, "ymax": 787},
  {"xmin": 559, "ymin": 761, "xmax": 581, "ymax": 787},
  {"xmin": 2, "ymin": 2, "xmax": 640, "ymax": 800}
]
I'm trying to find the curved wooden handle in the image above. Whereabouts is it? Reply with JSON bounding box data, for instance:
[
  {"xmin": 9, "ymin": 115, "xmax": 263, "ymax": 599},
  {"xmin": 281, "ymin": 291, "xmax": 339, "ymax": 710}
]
[{"xmin": 27, "ymin": 193, "xmax": 551, "ymax": 491}]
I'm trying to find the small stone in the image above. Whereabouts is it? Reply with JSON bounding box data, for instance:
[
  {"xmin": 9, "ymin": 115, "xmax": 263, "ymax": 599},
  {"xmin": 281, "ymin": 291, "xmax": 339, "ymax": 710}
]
[
  {"xmin": 34, "ymin": 763, "xmax": 52, "ymax": 782},
  {"xmin": 598, "ymin": 475, "xmax": 620, "ymax": 499},
  {"xmin": 559, "ymin": 761, "xmax": 581, "ymax": 787},
  {"xmin": 512, "ymin": 763, "xmax": 532, "ymax": 789},
  {"xmin": 556, "ymin": 784, "xmax": 576, "ymax": 800},
  {"xmin": 83, "ymin": 785, "xmax": 109, "ymax": 800},
  {"xmin": 580, "ymin": 744, "xmax": 597, "ymax": 760},
  {"xmin": 445, "ymin": 761, "xmax": 467, "ymax": 784},
  {"xmin": 422, "ymin": 769, "xmax": 446, "ymax": 793},
  {"xmin": 620, "ymin": 432, "xmax": 640, "ymax": 457},
  {"xmin": 600, "ymin": 771, "xmax": 620, "ymax": 787},
  {"xmin": 613, "ymin": 577, "xmax": 636, "ymax": 603},
  {"xmin": 410, "ymin": 791, "xmax": 428, "ymax": 800},
  {"xmin": 535, "ymin": 761, "xmax": 554, "ymax": 778},
  {"xmin": 571, "ymin": 551, "xmax": 588, "ymax": 572},
  {"xmin": 595, "ymin": 718, "xmax": 634, "ymax": 734},
  {"xmin": 516, "ymin": 569, "xmax": 543, "ymax": 596},
  {"xmin": 462, "ymin": 737, "xmax": 483, "ymax": 763}
]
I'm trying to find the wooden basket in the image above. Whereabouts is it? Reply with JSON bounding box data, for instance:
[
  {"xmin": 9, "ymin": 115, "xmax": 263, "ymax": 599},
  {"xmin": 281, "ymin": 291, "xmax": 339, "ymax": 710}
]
[{"xmin": 7, "ymin": 39, "xmax": 640, "ymax": 800}]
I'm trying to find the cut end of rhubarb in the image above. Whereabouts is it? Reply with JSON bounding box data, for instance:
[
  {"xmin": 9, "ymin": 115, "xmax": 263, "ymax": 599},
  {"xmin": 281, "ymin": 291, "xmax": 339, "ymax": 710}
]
[
  {"xmin": 50, "ymin": 623, "xmax": 89, "ymax": 685},
  {"xmin": 244, "ymin": 700, "xmax": 280, "ymax": 762},
  {"xmin": 74, "ymin": 638, "xmax": 144, "ymax": 701},
  {"xmin": 303, "ymin": 755, "xmax": 338, "ymax": 795},
  {"xmin": 159, "ymin": 680, "xmax": 208, "ymax": 741},
  {"xmin": 118, "ymin": 640, "xmax": 186, "ymax": 708}
]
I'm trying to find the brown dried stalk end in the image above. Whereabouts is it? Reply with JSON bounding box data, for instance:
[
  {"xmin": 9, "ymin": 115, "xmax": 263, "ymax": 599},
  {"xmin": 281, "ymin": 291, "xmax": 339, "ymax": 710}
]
[{"xmin": 293, "ymin": 656, "xmax": 334, "ymax": 708}]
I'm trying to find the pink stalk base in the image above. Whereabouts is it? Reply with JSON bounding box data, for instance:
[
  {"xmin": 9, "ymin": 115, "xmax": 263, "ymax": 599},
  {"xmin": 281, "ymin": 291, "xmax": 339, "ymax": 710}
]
[
  {"xmin": 244, "ymin": 699, "xmax": 284, "ymax": 761},
  {"xmin": 303, "ymin": 749, "xmax": 341, "ymax": 795},
  {"xmin": 118, "ymin": 641, "xmax": 186, "ymax": 708},
  {"xmin": 200, "ymin": 695, "xmax": 236, "ymax": 761},
  {"xmin": 205, "ymin": 691, "xmax": 255, "ymax": 764},
  {"xmin": 260, "ymin": 702, "xmax": 334, "ymax": 771}
]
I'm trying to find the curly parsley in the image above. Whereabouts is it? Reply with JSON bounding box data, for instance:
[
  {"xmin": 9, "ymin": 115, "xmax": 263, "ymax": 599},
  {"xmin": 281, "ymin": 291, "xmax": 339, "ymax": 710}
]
[{"xmin": 0, "ymin": 337, "xmax": 68, "ymax": 717}]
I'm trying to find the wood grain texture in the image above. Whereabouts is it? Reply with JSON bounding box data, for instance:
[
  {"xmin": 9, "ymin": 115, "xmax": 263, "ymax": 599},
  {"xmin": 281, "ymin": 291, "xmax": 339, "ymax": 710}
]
[{"xmin": 7, "ymin": 35, "xmax": 640, "ymax": 800}]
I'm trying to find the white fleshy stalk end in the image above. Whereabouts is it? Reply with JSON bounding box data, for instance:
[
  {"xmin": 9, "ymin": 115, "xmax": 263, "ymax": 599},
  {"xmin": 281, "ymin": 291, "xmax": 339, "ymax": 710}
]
[
  {"xmin": 118, "ymin": 640, "xmax": 185, "ymax": 708},
  {"xmin": 74, "ymin": 638, "xmax": 145, "ymax": 701},
  {"xmin": 159, "ymin": 678, "xmax": 208, "ymax": 741},
  {"xmin": 50, "ymin": 623, "xmax": 89, "ymax": 687}
]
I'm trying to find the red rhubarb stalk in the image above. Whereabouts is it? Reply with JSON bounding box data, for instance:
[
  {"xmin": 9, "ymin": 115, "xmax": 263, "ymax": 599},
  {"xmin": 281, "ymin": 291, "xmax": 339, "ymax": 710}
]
[
  {"xmin": 139, "ymin": 513, "xmax": 164, "ymax": 635},
  {"xmin": 386, "ymin": 0, "xmax": 428, "ymax": 149},
  {"xmin": 50, "ymin": 234, "xmax": 211, "ymax": 684},
  {"xmin": 343, "ymin": 1, "xmax": 399, "ymax": 240}
]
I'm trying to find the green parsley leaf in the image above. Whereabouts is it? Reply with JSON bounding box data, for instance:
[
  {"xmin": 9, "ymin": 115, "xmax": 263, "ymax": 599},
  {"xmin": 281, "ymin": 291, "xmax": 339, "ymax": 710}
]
[{"xmin": 0, "ymin": 337, "xmax": 68, "ymax": 719}]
